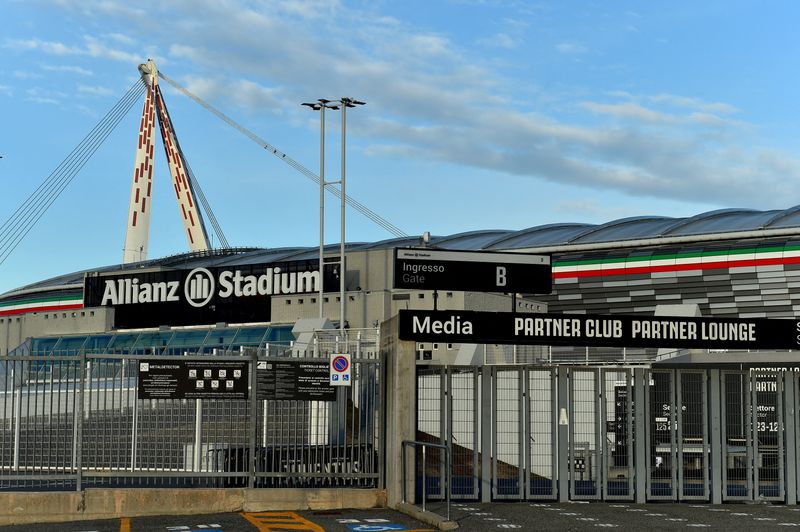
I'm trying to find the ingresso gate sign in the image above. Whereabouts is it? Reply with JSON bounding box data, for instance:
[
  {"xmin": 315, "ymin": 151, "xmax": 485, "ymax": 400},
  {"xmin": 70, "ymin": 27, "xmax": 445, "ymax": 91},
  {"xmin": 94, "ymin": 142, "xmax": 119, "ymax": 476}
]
[
  {"xmin": 398, "ymin": 309, "xmax": 800, "ymax": 350},
  {"xmin": 393, "ymin": 248, "xmax": 551, "ymax": 294}
]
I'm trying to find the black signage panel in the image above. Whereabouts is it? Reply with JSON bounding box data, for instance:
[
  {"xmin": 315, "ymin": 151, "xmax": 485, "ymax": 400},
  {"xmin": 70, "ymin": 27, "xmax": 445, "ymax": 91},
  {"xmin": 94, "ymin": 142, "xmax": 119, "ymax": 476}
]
[
  {"xmin": 399, "ymin": 309, "xmax": 800, "ymax": 350},
  {"xmin": 85, "ymin": 260, "xmax": 339, "ymax": 329},
  {"xmin": 137, "ymin": 359, "xmax": 249, "ymax": 400},
  {"xmin": 393, "ymin": 248, "xmax": 551, "ymax": 294},
  {"xmin": 256, "ymin": 361, "xmax": 336, "ymax": 401}
]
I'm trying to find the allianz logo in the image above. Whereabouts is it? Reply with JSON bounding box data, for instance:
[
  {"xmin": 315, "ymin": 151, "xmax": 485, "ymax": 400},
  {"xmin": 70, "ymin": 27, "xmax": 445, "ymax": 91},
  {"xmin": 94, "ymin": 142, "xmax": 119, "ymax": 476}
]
[{"xmin": 100, "ymin": 267, "xmax": 320, "ymax": 308}]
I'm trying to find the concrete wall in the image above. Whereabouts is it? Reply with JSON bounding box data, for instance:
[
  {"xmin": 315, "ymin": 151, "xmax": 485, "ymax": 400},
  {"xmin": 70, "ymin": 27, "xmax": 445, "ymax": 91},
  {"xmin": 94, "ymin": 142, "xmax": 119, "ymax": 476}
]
[
  {"xmin": 1, "ymin": 307, "xmax": 113, "ymax": 356},
  {"xmin": 0, "ymin": 488, "xmax": 386, "ymax": 526}
]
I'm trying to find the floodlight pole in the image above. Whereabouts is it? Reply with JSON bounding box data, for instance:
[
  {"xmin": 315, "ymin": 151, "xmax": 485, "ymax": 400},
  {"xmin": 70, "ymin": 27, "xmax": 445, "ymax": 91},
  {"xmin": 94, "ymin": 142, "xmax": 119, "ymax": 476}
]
[
  {"xmin": 339, "ymin": 98, "xmax": 365, "ymax": 333},
  {"xmin": 302, "ymin": 99, "xmax": 340, "ymax": 318}
]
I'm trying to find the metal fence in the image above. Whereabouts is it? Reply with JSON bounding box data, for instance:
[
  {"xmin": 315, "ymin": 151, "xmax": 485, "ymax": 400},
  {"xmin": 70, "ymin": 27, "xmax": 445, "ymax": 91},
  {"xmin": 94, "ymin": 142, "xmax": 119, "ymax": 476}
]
[
  {"xmin": 416, "ymin": 365, "xmax": 800, "ymax": 504},
  {"xmin": 0, "ymin": 340, "xmax": 382, "ymax": 491}
]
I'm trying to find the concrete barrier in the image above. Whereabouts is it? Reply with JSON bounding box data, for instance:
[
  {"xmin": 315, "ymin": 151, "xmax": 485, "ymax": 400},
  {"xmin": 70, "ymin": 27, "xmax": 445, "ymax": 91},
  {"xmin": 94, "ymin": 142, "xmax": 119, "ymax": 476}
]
[{"xmin": 0, "ymin": 488, "xmax": 386, "ymax": 526}]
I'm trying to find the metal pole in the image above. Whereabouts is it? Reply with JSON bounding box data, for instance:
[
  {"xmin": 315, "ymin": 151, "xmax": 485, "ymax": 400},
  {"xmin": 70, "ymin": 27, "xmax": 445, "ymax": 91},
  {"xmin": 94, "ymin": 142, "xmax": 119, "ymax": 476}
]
[
  {"xmin": 193, "ymin": 399, "xmax": 203, "ymax": 471},
  {"xmin": 340, "ymin": 101, "xmax": 346, "ymax": 332},
  {"xmin": 319, "ymin": 105, "xmax": 326, "ymax": 319}
]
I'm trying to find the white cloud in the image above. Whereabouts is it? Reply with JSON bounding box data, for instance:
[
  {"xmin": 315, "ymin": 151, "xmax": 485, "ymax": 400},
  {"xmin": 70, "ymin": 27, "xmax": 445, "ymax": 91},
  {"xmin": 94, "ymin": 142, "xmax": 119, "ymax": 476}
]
[
  {"xmin": 78, "ymin": 84, "xmax": 113, "ymax": 96},
  {"xmin": 41, "ymin": 64, "xmax": 94, "ymax": 76},
  {"xmin": 5, "ymin": 35, "xmax": 140, "ymax": 64},
  {"xmin": 478, "ymin": 33, "xmax": 518, "ymax": 49},
  {"xmin": 0, "ymin": 85, "xmax": 12, "ymax": 96},
  {"xmin": 8, "ymin": 0, "xmax": 800, "ymax": 210},
  {"xmin": 13, "ymin": 70, "xmax": 42, "ymax": 79},
  {"xmin": 556, "ymin": 42, "xmax": 588, "ymax": 54}
]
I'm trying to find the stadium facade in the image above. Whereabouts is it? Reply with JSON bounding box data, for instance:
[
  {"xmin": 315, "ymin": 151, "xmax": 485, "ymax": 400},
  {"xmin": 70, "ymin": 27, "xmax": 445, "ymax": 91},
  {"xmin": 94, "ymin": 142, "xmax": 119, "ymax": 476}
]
[{"xmin": 3, "ymin": 205, "xmax": 800, "ymax": 358}]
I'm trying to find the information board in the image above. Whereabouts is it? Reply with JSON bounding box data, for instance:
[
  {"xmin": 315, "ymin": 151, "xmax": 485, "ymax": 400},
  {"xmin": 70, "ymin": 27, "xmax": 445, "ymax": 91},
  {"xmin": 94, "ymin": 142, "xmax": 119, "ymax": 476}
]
[
  {"xmin": 138, "ymin": 359, "xmax": 249, "ymax": 400},
  {"xmin": 393, "ymin": 248, "xmax": 551, "ymax": 294},
  {"xmin": 256, "ymin": 360, "xmax": 336, "ymax": 401}
]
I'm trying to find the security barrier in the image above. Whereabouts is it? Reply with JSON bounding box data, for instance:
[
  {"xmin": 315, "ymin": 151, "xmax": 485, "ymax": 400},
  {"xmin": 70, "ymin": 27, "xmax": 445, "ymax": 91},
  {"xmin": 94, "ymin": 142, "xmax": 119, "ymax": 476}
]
[
  {"xmin": 0, "ymin": 345, "xmax": 382, "ymax": 491},
  {"xmin": 416, "ymin": 365, "xmax": 800, "ymax": 504}
]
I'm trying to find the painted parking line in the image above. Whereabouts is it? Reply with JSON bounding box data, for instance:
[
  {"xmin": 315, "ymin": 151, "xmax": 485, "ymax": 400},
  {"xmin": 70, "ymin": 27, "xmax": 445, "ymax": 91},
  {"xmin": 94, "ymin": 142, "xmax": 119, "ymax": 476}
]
[{"xmin": 241, "ymin": 512, "xmax": 324, "ymax": 532}]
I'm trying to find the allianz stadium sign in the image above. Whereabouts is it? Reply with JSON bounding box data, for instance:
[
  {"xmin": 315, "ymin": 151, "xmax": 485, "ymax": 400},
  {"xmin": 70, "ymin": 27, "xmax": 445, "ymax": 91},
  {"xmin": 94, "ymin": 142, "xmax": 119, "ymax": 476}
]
[{"xmin": 84, "ymin": 260, "xmax": 331, "ymax": 328}]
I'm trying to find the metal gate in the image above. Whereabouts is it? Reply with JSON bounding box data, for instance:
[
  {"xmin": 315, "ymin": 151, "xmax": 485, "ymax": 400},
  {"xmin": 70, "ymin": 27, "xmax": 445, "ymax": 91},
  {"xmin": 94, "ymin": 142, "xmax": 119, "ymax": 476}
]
[{"xmin": 415, "ymin": 365, "xmax": 797, "ymax": 504}]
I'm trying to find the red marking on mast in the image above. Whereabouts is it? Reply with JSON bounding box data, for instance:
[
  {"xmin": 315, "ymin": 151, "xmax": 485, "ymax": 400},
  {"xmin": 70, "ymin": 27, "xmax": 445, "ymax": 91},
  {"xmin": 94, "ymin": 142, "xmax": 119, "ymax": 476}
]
[
  {"xmin": 141, "ymin": 198, "xmax": 147, "ymax": 213},
  {"xmin": 189, "ymin": 211, "xmax": 195, "ymax": 226},
  {"xmin": 187, "ymin": 228, "xmax": 194, "ymax": 244},
  {"xmin": 181, "ymin": 204, "xmax": 187, "ymax": 219},
  {"xmin": 132, "ymin": 212, "xmax": 137, "ymax": 227},
  {"xmin": 135, "ymin": 189, "xmax": 140, "ymax": 203}
]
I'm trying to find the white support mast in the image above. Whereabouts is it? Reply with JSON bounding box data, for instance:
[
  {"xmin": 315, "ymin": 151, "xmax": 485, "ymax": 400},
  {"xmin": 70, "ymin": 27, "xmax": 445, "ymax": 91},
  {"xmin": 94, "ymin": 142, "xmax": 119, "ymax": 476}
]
[
  {"xmin": 122, "ymin": 60, "xmax": 157, "ymax": 263},
  {"xmin": 122, "ymin": 59, "xmax": 210, "ymax": 264}
]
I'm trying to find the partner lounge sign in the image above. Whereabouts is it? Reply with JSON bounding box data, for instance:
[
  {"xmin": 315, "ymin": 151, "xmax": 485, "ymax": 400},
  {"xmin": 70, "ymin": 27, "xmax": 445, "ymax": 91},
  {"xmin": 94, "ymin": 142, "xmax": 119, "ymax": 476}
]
[{"xmin": 398, "ymin": 310, "xmax": 800, "ymax": 350}]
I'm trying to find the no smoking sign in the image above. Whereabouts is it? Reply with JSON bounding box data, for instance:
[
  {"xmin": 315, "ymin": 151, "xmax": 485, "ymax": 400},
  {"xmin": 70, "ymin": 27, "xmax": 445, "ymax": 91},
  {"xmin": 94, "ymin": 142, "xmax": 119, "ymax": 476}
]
[{"xmin": 329, "ymin": 353, "xmax": 351, "ymax": 387}]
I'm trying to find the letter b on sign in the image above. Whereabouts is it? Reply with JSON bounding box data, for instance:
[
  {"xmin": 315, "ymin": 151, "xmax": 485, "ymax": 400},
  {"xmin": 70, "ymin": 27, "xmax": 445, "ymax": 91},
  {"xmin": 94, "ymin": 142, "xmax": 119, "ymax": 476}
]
[{"xmin": 496, "ymin": 266, "xmax": 507, "ymax": 287}]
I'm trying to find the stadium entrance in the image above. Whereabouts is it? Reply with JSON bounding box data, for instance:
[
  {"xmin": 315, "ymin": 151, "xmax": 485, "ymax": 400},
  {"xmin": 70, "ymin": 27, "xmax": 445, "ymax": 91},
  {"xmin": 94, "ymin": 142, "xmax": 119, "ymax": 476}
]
[{"xmin": 413, "ymin": 364, "xmax": 797, "ymax": 504}]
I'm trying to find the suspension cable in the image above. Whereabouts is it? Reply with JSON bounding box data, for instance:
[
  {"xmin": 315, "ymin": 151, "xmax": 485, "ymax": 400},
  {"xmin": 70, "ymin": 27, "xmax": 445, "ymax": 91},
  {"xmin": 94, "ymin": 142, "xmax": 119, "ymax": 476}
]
[
  {"xmin": 155, "ymin": 85, "xmax": 229, "ymax": 249},
  {"xmin": 0, "ymin": 79, "xmax": 146, "ymax": 265},
  {"xmin": 157, "ymin": 71, "xmax": 408, "ymax": 238}
]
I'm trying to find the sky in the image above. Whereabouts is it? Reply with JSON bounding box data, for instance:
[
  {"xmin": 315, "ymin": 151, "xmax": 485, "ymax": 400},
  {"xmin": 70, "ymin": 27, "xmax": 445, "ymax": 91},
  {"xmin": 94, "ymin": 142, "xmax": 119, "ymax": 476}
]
[{"xmin": 1, "ymin": 0, "xmax": 800, "ymax": 294}]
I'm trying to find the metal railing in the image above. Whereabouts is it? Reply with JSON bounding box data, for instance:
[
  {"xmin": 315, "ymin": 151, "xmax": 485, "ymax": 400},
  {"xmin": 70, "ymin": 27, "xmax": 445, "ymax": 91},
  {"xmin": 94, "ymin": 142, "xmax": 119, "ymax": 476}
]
[
  {"xmin": 0, "ymin": 346, "xmax": 383, "ymax": 492},
  {"xmin": 402, "ymin": 440, "xmax": 451, "ymax": 521}
]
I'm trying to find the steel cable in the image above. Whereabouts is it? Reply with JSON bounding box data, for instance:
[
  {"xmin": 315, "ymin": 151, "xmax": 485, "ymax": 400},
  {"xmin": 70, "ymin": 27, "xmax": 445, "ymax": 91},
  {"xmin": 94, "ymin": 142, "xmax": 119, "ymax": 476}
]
[{"xmin": 0, "ymin": 80, "xmax": 146, "ymax": 265}]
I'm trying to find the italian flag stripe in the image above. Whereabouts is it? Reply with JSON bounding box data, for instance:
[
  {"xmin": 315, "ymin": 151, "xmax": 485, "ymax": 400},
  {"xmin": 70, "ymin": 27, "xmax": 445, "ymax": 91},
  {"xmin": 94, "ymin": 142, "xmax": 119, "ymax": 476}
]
[{"xmin": 553, "ymin": 254, "xmax": 800, "ymax": 279}]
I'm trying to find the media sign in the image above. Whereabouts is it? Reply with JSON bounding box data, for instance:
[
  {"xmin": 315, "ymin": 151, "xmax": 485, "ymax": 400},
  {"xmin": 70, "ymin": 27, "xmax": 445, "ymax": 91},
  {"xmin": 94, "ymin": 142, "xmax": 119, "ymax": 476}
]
[
  {"xmin": 393, "ymin": 248, "xmax": 551, "ymax": 294},
  {"xmin": 84, "ymin": 260, "xmax": 339, "ymax": 328},
  {"xmin": 399, "ymin": 309, "xmax": 800, "ymax": 350}
]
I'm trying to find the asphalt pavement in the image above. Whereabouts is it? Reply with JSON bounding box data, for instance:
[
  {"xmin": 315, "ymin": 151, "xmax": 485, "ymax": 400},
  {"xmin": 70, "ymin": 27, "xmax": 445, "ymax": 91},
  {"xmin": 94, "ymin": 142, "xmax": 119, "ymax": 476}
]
[{"xmin": 5, "ymin": 502, "xmax": 800, "ymax": 531}]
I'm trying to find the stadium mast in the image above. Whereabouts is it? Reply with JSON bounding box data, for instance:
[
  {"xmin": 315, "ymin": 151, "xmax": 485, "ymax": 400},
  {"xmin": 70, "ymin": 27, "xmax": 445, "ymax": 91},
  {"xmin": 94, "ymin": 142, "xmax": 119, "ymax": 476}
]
[{"xmin": 122, "ymin": 59, "xmax": 210, "ymax": 263}]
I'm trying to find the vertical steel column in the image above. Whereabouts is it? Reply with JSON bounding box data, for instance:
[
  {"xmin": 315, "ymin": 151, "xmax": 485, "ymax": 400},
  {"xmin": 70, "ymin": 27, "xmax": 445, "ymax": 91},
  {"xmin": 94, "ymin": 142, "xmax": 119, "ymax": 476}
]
[
  {"xmin": 518, "ymin": 368, "xmax": 526, "ymax": 500},
  {"xmin": 75, "ymin": 352, "xmax": 86, "ymax": 491},
  {"xmin": 557, "ymin": 367, "xmax": 569, "ymax": 502},
  {"xmin": 480, "ymin": 366, "xmax": 492, "ymax": 502},
  {"xmin": 784, "ymin": 371, "xmax": 797, "ymax": 505},
  {"xmin": 551, "ymin": 368, "xmax": 559, "ymax": 500},
  {"xmin": 193, "ymin": 400, "xmax": 203, "ymax": 471},
  {"xmin": 634, "ymin": 369, "xmax": 646, "ymax": 503},
  {"xmin": 249, "ymin": 355, "xmax": 258, "ymax": 489},
  {"xmin": 709, "ymin": 369, "xmax": 723, "ymax": 504},
  {"xmin": 751, "ymin": 372, "xmax": 760, "ymax": 499},
  {"xmin": 12, "ymin": 365, "xmax": 20, "ymax": 472},
  {"xmin": 676, "ymin": 371, "xmax": 684, "ymax": 499}
]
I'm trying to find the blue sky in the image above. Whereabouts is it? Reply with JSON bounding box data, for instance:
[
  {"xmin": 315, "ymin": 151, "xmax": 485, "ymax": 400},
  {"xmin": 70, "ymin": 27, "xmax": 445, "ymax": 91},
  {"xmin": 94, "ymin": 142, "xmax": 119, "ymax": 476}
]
[{"xmin": 1, "ymin": 0, "xmax": 800, "ymax": 294}]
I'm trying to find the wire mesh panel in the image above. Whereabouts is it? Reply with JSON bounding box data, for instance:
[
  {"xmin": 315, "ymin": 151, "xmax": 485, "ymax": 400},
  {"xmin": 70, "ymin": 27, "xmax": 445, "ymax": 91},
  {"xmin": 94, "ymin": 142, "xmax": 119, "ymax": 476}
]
[
  {"xmin": 526, "ymin": 368, "xmax": 556, "ymax": 500},
  {"xmin": 602, "ymin": 369, "xmax": 633, "ymax": 500},
  {"xmin": 721, "ymin": 371, "xmax": 752, "ymax": 501},
  {"xmin": 752, "ymin": 371, "xmax": 784, "ymax": 501},
  {"xmin": 416, "ymin": 366, "xmax": 445, "ymax": 501},
  {"xmin": 570, "ymin": 369, "xmax": 600, "ymax": 499},
  {"xmin": 447, "ymin": 367, "xmax": 479, "ymax": 500},
  {"xmin": 647, "ymin": 370, "xmax": 677, "ymax": 500},
  {"xmin": 493, "ymin": 368, "xmax": 523, "ymax": 499},
  {"xmin": 677, "ymin": 371, "xmax": 708, "ymax": 500},
  {"xmin": 0, "ymin": 356, "xmax": 80, "ymax": 490}
]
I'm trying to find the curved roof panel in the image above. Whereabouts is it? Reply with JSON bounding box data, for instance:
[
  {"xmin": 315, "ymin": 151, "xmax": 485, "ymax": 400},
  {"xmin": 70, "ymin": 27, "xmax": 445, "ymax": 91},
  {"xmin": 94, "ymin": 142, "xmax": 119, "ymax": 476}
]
[
  {"xmin": 484, "ymin": 223, "xmax": 593, "ymax": 249},
  {"xmin": 8, "ymin": 204, "xmax": 800, "ymax": 299},
  {"xmin": 661, "ymin": 209, "xmax": 777, "ymax": 237},
  {"xmin": 568, "ymin": 216, "xmax": 678, "ymax": 244}
]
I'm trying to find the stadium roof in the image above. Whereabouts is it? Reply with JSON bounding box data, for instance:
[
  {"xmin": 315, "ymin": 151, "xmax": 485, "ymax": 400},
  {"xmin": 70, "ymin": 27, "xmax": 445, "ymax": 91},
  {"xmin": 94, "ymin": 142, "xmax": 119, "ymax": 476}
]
[{"xmin": 7, "ymin": 205, "xmax": 800, "ymax": 298}]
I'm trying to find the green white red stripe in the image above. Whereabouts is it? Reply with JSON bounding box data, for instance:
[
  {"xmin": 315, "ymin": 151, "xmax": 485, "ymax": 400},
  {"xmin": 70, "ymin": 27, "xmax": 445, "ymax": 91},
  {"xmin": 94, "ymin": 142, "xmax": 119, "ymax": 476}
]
[
  {"xmin": 0, "ymin": 295, "xmax": 83, "ymax": 317},
  {"xmin": 553, "ymin": 245, "xmax": 800, "ymax": 279}
]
